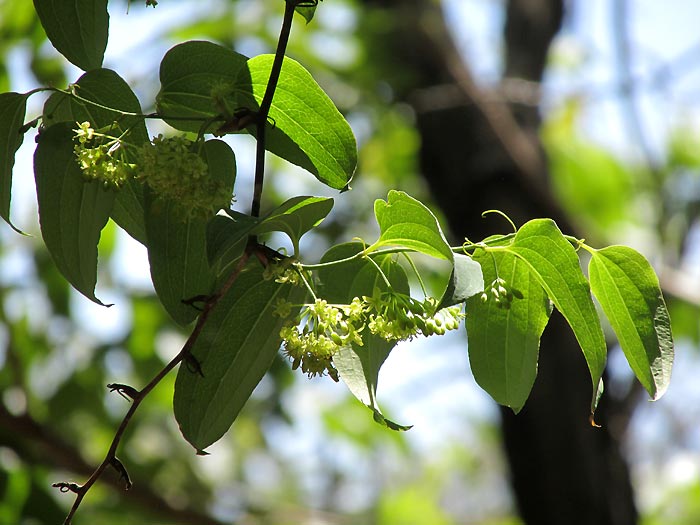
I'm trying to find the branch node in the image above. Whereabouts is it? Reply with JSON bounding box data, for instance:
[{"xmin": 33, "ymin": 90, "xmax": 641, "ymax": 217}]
[
  {"xmin": 52, "ymin": 482, "xmax": 82, "ymax": 494},
  {"xmin": 107, "ymin": 383, "xmax": 140, "ymax": 402}
]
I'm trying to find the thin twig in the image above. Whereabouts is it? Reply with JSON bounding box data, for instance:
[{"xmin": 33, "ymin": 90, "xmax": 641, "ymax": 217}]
[
  {"xmin": 61, "ymin": 252, "xmax": 251, "ymax": 524},
  {"xmin": 250, "ymin": 0, "xmax": 303, "ymax": 218}
]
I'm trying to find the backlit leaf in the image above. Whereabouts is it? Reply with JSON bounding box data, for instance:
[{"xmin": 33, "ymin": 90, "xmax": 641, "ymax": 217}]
[
  {"xmin": 589, "ymin": 246, "xmax": 673, "ymax": 399},
  {"xmin": 33, "ymin": 0, "xmax": 108, "ymax": 71},
  {"xmin": 370, "ymin": 190, "xmax": 453, "ymax": 261},
  {"xmin": 239, "ymin": 55, "xmax": 357, "ymax": 190},
  {"xmin": 466, "ymin": 250, "xmax": 551, "ymax": 412},
  {"xmin": 504, "ymin": 219, "xmax": 607, "ymax": 415},
  {"xmin": 0, "ymin": 92, "xmax": 28, "ymax": 232},
  {"xmin": 34, "ymin": 123, "xmax": 113, "ymax": 305}
]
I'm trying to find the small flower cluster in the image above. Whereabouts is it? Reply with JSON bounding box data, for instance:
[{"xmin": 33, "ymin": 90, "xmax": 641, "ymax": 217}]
[
  {"xmin": 276, "ymin": 292, "xmax": 465, "ymax": 381},
  {"xmin": 479, "ymin": 277, "xmax": 523, "ymax": 309},
  {"xmin": 138, "ymin": 134, "xmax": 231, "ymax": 220},
  {"xmin": 73, "ymin": 121, "xmax": 136, "ymax": 189},
  {"xmin": 278, "ymin": 298, "xmax": 362, "ymax": 382}
]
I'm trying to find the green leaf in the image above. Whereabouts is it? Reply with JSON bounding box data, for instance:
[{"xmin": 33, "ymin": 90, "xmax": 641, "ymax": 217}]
[
  {"xmin": 208, "ymin": 196, "xmax": 333, "ymax": 277},
  {"xmin": 33, "ymin": 0, "xmax": 108, "ymax": 71},
  {"xmin": 370, "ymin": 191, "xmax": 453, "ymax": 261},
  {"xmin": 503, "ymin": 219, "xmax": 607, "ymax": 415},
  {"xmin": 239, "ymin": 55, "xmax": 357, "ymax": 190},
  {"xmin": 295, "ymin": 1, "xmax": 322, "ymax": 24},
  {"xmin": 466, "ymin": 250, "xmax": 552, "ymax": 412},
  {"xmin": 589, "ymin": 246, "xmax": 673, "ymax": 399},
  {"xmin": 145, "ymin": 140, "xmax": 235, "ymax": 326},
  {"xmin": 173, "ymin": 264, "xmax": 306, "ymax": 452},
  {"xmin": 438, "ymin": 253, "xmax": 484, "ymax": 308},
  {"xmin": 252, "ymin": 196, "xmax": 333, "ymax": 254},
  {"xmin": 207, "ymin": 212, "xmax": 258, "ymax": 278},
  {"xmin": 43, "ymin": 69, "xmax": 149, "ymax": 142},
  {"xmin": 34, "ymin": 123, "xmax": 114, "ymax": 305},
  {"xmin": 157, "ymin": 44, "xmax": 356, "ymax": 189},
  {"xmin": 317, "ymin": 242, "xmax": 411, "ymax": 430},
  {"xmin": 43, "ymin": 69, "xmax": 150, "ymax": 243},
  {"xmin": 156, "ymin": 40, "xmax": 249, "ymax": 132},
  {"xmin": 0, "ymin": 92, "xmax": 28, "ymax": 233}
]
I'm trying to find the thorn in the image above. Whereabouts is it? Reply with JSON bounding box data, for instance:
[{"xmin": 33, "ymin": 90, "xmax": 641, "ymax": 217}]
[
  {"xmin": 185, "ymin": 353, "xmax": 205, "ymax": 377},
  {"xmin": 109, "ymin": 457, "xmax": 133, "ymax": 490}
]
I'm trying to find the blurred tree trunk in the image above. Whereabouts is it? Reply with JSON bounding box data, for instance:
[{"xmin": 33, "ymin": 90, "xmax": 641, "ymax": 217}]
[{"xmin": 362, "ymin": 1, "xmax": 637, "ymax": 523}]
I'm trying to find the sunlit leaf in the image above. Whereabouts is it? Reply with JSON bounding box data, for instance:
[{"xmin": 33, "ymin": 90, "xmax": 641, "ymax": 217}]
[
  {"xmin": 33, "ymin": 0, "xmax": 108, "ymax": 71},
  {"xmin": 0, "ymin": 92, "xmax": 28, "ymax": 232},
  {"xmin": 466, "ymin": 250, "xmax": 551, "ymax": 412},
  {"xmin": 370, "ymin": 190, "xmax": 453, "ymax": 261},
  {"xmin": 173, "ymin": 264, "xmax": 306, "ymax": 452},
  {"xmin": 34, "ymin": 123, "xmax": 113, "ymax": 305},
  {"xmin": 589, "ymin": 246, "xmax": 673, "ymax": 399},
  {"xmin": 503, "ymin": 219, "xmax": 607, "ymax": 415},
  {"xmin": 239, "ymin": 55, "xmax": 357, "ymax": 190}
]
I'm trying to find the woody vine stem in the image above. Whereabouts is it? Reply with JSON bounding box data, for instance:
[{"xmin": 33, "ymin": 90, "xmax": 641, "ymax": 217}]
[{"xmin": 52, "ymin": 2, "xmax": 309, "ymax": 522}]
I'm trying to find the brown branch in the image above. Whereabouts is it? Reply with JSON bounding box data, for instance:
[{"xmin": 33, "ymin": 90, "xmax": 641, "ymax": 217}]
[
  {"xmin": 58, "ymin": 251, "xmax": 252, "ymax": 524},
  {"xmin": 0, "ymin": 403, "xmax": 225, "ymax": 525}
]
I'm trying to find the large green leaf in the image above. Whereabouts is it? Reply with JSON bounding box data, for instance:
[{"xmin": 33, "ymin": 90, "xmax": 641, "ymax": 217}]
[
  {"xmin": 42, "ymin": 68, "xmax": 150, "ymax": 243},
  {"xmin": 317, "ymin": 242, "xmax": 411, "ymax": 430},
  {"xmin": 237, "ymin": 55, "xmax": 357, "ymax": 190},
  {"xmin": 157, "ymin": 44, "xmax": 356, "ymax": 190},
  {"xmin": 174, "ymin": 264, "xmax": 306, "ymax": 452},
  {"xmin": 466, "ymin": 250, "xmax": 552, "ymax": 413},
  {"xmin": 370, "ymin": 191, "xmax": 453, "ymax": 261},
  {"xmin": 503, "ymin": 219, "xmax": 607, "ymax": 415},
  {"xmin": 155, "ymin": 40, "xmax": 249, "ymax": 132},
  {"xmin": 34, "ymin": 123, "xmax": 114, "ymax": 305},
  {"xmin": 33, "ymin": 0, "xmax": 108, "ymax": 71},
  {"xmin": 145, "ymin": 139, "xmax": 235, "ymax": 326},
  {"xmin": 0, "ymin": 92, "xmax": 28, "ymax": 232},
  {"xmin": 589, "ymin": 246, "xmax": 673, "ymax": 399}
]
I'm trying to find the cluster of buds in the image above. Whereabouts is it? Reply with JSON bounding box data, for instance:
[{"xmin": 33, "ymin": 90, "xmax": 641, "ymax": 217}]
[
  {"xmin": 138, "ymin": 134, "xmax": 232, "ymax": 220},
  {"xmin": 73, "ymin": 121, "xmax": 136, "ymax": 189},
  {"xmin": 276, "ymin": 291, "xmax": 465, "ymax": 381},
  {"xmin": 479, "ymin": 277, "xmax": 523, "ymax": 309}
]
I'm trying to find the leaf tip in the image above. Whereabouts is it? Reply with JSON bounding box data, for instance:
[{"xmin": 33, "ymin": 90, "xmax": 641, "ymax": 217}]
[{"xmin": 589, "ymin": 413, "xmax": 601, "ymax": 428}]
